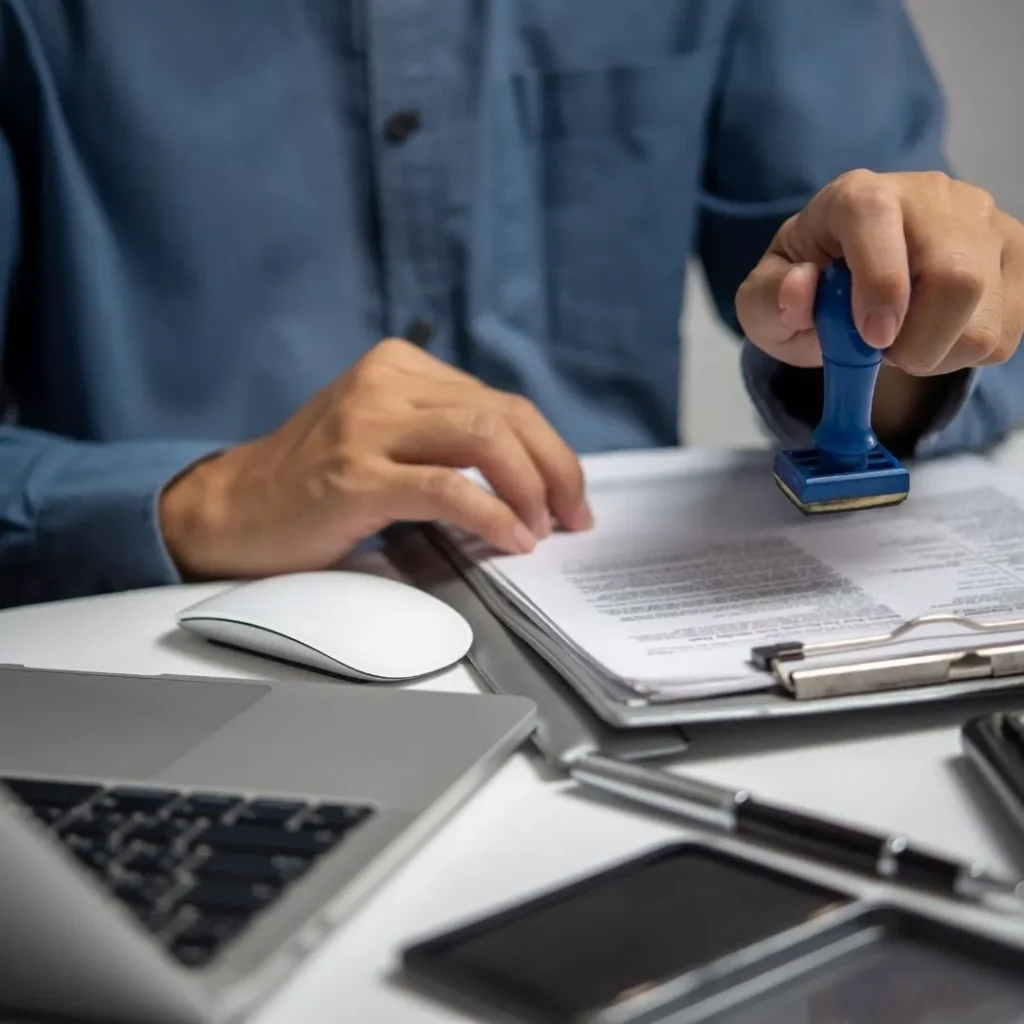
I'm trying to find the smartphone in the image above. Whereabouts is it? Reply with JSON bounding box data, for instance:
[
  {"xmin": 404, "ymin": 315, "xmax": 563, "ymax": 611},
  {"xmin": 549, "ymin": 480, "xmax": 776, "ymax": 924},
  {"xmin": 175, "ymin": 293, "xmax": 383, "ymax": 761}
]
[
  {"xmin": 961, "ymin": 710, "xmax": 1024, "ymax": 843},
  {"xmin": 400, "ymin": 842, "xmax": 848, "ymax": 1024}
]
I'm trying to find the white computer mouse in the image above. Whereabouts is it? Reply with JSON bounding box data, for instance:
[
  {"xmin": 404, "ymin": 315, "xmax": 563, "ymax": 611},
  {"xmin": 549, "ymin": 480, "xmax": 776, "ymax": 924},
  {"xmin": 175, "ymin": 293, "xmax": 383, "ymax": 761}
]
[{"xmin": 175, "ymin": 570, "xmax": 473, "ymax": 681}]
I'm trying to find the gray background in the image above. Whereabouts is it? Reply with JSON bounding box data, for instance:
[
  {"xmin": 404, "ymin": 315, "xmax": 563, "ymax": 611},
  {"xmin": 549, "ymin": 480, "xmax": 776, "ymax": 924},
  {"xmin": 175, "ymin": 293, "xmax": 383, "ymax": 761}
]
[{"xmin": 682, "ymin": 0, "xmax": 1024, "ymax": 447}]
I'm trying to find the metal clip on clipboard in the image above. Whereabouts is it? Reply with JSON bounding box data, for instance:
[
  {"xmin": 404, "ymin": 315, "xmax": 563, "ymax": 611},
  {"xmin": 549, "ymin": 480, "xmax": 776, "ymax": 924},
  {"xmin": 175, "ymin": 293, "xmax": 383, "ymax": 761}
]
[{"xmin": 751, "ymin": 614, "xmax": 1024, "ymax": 701}]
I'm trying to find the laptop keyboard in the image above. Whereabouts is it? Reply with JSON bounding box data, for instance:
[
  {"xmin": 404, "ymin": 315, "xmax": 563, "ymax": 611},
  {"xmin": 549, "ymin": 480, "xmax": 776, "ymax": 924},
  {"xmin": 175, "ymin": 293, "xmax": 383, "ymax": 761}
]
[{"xmin": 1, "ymin": 776, "xmax": 375, "ymax": 968}]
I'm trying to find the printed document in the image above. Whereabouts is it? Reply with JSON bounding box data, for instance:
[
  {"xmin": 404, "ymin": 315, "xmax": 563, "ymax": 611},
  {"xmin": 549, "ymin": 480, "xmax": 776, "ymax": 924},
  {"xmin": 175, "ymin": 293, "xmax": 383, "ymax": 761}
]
[{"xmin": 439, "ymin": 450, "xmax": 1024, "ymax": 700}]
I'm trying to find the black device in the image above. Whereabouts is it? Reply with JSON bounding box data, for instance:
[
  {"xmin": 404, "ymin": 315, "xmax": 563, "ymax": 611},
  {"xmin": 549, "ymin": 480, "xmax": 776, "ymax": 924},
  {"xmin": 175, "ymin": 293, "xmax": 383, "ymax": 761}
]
[
  {"xmin": 962, "ymin": 710, "xmax": 1024, "ymax": 846},
  {"xmin": 401, "ymin": 841, "xmax": 1024, "ymax": 1024}
]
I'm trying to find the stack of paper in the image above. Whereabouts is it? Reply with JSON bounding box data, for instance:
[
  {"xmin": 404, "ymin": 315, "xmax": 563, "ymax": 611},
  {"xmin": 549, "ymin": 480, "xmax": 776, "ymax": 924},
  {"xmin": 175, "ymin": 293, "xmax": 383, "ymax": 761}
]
[{"xmin": 429, "ymin": 448, "xmax": 1024, "ymax": 704}]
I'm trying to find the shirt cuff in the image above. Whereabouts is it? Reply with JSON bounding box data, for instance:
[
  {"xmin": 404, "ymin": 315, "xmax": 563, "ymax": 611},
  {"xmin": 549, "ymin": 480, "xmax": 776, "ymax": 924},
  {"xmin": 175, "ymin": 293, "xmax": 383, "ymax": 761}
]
[
  {"xmin": 30, "ymin": 439, "xmax": 225, "ymax": 597},
  {"xmin": 740, "ymin": 340, "xmax": 976, "ymax": 458}
]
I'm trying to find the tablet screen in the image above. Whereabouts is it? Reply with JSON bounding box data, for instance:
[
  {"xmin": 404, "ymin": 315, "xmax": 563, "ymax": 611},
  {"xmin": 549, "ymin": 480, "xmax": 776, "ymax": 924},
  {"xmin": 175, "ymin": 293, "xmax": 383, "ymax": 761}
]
[{"xmin": 403, "ymin": 843, "xmax": 847, "ymax": 1020}]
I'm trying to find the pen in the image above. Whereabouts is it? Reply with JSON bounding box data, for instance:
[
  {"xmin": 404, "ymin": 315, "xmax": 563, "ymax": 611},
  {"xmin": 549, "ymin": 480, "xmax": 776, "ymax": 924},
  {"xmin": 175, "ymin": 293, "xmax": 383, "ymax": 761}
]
[{"xmin": 567, "ymin": 752, "xmax": 1024, "ymax": 915}]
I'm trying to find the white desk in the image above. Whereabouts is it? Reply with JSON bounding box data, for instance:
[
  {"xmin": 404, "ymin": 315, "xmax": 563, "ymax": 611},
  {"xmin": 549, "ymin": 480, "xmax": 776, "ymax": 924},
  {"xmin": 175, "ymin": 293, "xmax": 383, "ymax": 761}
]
[{"xmin": 4, "ymin": 433, "xmax": 1024, "ymax": 1023}]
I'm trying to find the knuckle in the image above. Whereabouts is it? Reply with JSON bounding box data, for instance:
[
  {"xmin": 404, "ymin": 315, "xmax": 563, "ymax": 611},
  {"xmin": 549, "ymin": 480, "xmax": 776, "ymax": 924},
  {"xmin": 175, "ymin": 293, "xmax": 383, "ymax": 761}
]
[
  {"xmin": 422, "ymin": 467, "xmax": 464, "ymax": 507},
  {"xmin": 347, "ymin": 355, "xmax": 384, "ymax": 391},
  {"xmin": 927, "ymin": 169, "xmax": 998, "ymax": 222},
  {"xmin": 833, "ymin": 169, "xmax": 895, "ymax": 218},
  {"xmin": 972, "ymin": 186, "xmax": 997, "ymax": 222},
  {"xmin": 920, "ymin": 168, "xmax": 953, "ymax": 192},
  {"xmin": 992, "ymin": 338, "xmax": 1018, "ymax": 365},
  {"xmin": 960, "ymin": 316, "xmax": 1003, "ymax": 363},
  {"xmin": 778, "ymin": 213, "xmax": 800, "ymax": 235},
  {"xmin": 944, "ymin": 174, "xmax": 996, "ymax": 218},
  {"xmin": 459, "ymin": 409, "xmax": 503, "ymax": 446},
  {"xmin": 734, "ymin": 275, "xmax": 757, "ymax": 320},
  {"xmin": 501, "ymin": 392, "xmax": 540, "ymax": 424},
  {"xmin": 835, "ymin": 168, "xmax": 876, "ymax": 191},
  {"xmin": 888, "ymin": 348, "xmax": 938, "ymax": 377},
  {"xmin": 376, "ymin": 335, "xmax": 416, "ymax": 359},
  {"xmin": 998, "ymin": 208, "xmax": 1024, "ymax": 246},
  {"xmin": 350, "ymin": 337, "xmax": 415, "ymax": 381},
  {"xmin": 922, "ymin": 255, "xmax": 986, "ymax": 303}
]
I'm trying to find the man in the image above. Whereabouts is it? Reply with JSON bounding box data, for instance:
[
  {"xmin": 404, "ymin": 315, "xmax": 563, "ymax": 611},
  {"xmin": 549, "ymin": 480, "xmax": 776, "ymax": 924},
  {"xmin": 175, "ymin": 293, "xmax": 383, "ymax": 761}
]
[{"xmin": 2, "ymin": 0, "xmax": 1024, "ymax": 607}]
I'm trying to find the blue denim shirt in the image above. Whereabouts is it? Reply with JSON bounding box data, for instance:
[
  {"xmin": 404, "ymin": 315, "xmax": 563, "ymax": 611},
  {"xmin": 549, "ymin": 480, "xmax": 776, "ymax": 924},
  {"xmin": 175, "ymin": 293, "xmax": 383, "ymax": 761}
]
[{"xmin": 2, "ymin": 0, "xmax": 1024, "ymax": 606}]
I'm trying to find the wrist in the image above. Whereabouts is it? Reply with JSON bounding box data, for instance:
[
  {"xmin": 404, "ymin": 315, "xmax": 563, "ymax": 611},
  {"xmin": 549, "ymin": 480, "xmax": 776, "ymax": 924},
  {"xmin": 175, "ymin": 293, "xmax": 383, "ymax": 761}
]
[
  {"xmin": 770, "ymin": 362, "xmax": 961, "ymax": 458},
  {"xmin": 871, "ymin": 365, "xmax": 958, "ymax": 456},
  {"xmin": 158, "ymin": 451, "xmax": 233, "ymax": 581}
]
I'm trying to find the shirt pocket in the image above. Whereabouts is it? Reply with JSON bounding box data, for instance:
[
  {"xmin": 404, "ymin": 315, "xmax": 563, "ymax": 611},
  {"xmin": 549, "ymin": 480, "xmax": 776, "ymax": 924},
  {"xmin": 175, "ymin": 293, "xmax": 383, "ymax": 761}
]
[{"xmin": 512, "ymin": 48, "xmax": 718, "ymax": 365}]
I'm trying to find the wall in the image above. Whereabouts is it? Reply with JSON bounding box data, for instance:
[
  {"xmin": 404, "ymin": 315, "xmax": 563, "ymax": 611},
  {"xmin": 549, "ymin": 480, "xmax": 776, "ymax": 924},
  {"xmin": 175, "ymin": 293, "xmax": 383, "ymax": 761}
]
[{"xmin": 681, "ymin": 0, "xmax": 1024, "ymax": 447}]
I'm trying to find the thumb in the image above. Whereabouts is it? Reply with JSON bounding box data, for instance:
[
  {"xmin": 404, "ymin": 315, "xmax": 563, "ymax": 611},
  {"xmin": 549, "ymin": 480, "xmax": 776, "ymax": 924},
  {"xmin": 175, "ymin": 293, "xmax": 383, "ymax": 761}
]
[{"xmin": 735, "ymin": 256, "xmax": 823, "ymax": 367}]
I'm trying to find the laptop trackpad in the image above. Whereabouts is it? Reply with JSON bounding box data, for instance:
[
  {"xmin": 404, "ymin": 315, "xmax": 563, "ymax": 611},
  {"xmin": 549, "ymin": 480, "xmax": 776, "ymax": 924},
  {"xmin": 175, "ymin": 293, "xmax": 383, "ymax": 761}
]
[{"xmin": 0, "ymin": 666, "xmax": 269, "ymax": 779}]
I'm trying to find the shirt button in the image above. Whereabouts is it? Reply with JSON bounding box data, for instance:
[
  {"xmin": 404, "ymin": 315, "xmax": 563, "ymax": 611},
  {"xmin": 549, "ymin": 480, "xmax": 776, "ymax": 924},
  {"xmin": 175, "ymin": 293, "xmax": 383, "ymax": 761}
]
[
  {"xmin": 384, "ymin": 110, "xmax": 421, "ymax": 143},
  {"xmin": 405, "ymin": 319, "xmax": 433, "ymax": 346}
]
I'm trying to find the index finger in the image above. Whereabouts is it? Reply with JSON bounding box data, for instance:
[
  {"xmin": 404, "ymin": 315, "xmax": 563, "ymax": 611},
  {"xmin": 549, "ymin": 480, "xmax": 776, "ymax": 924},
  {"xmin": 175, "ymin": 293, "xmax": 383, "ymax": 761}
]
[
  {"xmin": 410, "ymin": 384, "xmax": 593, "ymax": 532},
  {"xmin": 495, "ymin": 392, "xmax": 592, "ymax": 532},
  {"xmin": 787, "ymin": 171, "xmax": 911, "ymax": 350}
]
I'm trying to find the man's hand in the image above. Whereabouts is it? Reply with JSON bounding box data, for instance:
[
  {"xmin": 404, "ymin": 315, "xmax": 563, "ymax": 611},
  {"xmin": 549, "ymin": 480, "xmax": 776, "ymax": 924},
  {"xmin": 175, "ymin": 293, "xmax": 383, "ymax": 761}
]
[
  {"xmin": 736, "ymin": 170, "xmax": 1024, "ymax": 442},
  {"xmin": 159, "ymin": 338, "xmax": 593, "ymax": 579}
]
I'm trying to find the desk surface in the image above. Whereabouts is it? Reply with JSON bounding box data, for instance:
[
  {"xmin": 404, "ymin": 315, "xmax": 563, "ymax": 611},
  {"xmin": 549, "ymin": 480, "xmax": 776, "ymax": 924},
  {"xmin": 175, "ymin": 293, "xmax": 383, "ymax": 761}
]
[{"xmin": 5, "ymin": 435, "xmax": 1024, "ymax": 1023}]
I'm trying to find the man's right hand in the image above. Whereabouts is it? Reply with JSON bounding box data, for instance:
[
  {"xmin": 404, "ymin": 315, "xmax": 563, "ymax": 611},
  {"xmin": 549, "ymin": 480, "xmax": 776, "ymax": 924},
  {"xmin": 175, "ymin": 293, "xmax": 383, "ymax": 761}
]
[{"xmin": 159, "ymin": 338, "xmax": 593, "ymax": 580}]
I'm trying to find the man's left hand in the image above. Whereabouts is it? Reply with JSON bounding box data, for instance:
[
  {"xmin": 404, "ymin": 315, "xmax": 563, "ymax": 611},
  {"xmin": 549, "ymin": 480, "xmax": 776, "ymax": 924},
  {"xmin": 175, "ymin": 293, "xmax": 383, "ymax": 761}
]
[{"xmin": 736, "ymin": 171, "xmax": 1024, "ymax": 441}]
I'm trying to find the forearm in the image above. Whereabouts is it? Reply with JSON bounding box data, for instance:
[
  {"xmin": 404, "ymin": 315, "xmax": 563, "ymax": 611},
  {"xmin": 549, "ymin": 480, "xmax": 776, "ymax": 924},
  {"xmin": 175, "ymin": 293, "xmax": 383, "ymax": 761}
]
[{"xmin": 0, "ymin": 426, "xmax": 223, "ymax": 607}]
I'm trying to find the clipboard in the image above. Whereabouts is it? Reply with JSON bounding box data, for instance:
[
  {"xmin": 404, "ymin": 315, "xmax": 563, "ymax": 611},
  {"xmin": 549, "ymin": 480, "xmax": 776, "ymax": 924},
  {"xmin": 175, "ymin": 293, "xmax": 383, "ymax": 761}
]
[{"xmin": 384, "ymin": 525, "xmax": 1024, "ymax": 738}]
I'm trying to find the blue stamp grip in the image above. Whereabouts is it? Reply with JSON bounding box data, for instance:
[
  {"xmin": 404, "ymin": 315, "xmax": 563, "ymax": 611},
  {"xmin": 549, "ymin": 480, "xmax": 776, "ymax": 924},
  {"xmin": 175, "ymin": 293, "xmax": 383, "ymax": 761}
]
[
  {"xmin": 812, "ymin": 259, "xmax": 880, "ymax": 470},
  {"xmin": 771, "ymin": 258, "xmax": 909, "ymax": 513}
]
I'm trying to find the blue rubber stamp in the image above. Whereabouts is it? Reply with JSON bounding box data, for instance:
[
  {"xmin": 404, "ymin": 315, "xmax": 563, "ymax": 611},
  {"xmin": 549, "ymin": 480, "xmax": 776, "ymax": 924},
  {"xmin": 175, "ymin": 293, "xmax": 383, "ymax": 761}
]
[{"xmin": 773, "ymin": 259, "xmax": 910, "ymax": 514}]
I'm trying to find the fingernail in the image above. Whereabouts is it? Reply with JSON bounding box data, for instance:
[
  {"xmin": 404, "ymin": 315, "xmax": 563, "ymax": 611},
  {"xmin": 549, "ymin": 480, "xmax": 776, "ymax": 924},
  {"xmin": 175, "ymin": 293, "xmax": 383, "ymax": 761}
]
[
  {"xmin": 574, "ymin": 501, "xmax": 595, "ymax": 530},
  {"xmin": 862, "ymin": 309, "xmax": 898, "ymax": 348},
  {"xmin": 533, "ymin": 509, "xmax": 552, "ymax": 538},
  {"xmin": 511, "ymin": 524, "xmax": 536, "ymax": 553}
]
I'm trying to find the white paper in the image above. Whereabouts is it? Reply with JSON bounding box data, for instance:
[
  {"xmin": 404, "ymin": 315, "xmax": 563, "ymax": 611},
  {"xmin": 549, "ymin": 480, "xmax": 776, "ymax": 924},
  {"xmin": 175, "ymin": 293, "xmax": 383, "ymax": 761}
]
[{"xmin": 444, "ymin": 451, "xmax": 1024, "ymax": 698}]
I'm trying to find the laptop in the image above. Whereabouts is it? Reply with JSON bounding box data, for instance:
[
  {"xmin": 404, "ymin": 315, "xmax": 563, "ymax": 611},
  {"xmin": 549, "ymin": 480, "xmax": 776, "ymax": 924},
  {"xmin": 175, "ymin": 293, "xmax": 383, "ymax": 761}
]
[{"xmin": 0, "ymin": 663, "xmax": 536, "ymax": 1023}]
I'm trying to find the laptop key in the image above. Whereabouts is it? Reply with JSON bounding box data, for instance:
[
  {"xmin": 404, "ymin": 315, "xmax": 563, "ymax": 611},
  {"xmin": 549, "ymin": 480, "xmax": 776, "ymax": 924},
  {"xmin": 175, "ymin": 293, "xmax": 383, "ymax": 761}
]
[
  {"xmin": 175, "ymin": 914, "xmax": 246, "ymax": 948},
  {"xmin": 70, "ymin": 844, "xmax": 114, "ymax": 874},
  {"xmin": 2, "ymin": 778, "xmax": 101, "ymax": 807},
  {"xmin": 304, "ymin": 803, "xmax": 373, "ymax": 829},
  {"xmin": 125, "ymin": 817, "xmax": 201, "ymax": 847},
  {"xmin": 120, "ymin": 847, "xmax": 186, "ymax": 877},
  {"xmin": 184, "ymin": 878, "xmax": 281, "ymax": 914},
  {"xmin": 237, "ymin": 800, "xmax": 307, "ymax": 826},
  {"xmin": 171, "ymin": 942, "xmax": 216, "ymax": 968},
  {"xmin": 269, "ymin": 854, "xmax": 313, "ymax": 880},
  {"xmin": 195, "ymin": 851, "xmax": 312, "ymax": 883},
  {"xmin": 129, "ymin": 905, "xmax": 182, "ymax": 935},
  {"xmin": 100, "ymin": 787, "xmax": 178, "ymax": 816},
  {"xmin": 178, "ymin": 794, "xmax": 243, "ymax": 820},
  {"xmin": 295, "ymin": 825, "xmax": 343, "ymax": 847},
  {"xmin": 60, "ymin": 813, "xmax": 130, "ymax": 843},
  {"xmin": 200, "ymin": 824, "xmax": 341, "ymax": 856},
  {"xmin": 30, "ymin": 804, "xmax": 69, "ymax": 827},
  {"xmin": 111, "ymin": 875, "xmax": 175, "ymax": 909}
]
